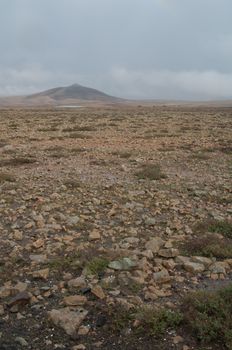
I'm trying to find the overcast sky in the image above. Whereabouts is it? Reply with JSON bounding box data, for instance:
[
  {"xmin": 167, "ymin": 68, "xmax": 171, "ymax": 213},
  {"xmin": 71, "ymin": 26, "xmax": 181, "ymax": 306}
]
[{"xmin": 0, "ymin": 0, "xmax": 231, "ymax": 100}]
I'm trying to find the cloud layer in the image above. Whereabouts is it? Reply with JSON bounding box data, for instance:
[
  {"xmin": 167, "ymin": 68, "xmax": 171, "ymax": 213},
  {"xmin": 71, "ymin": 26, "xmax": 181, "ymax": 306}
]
[{"xmin": 0, "ymin": 0, "xmax": 231, "ymax": 100}]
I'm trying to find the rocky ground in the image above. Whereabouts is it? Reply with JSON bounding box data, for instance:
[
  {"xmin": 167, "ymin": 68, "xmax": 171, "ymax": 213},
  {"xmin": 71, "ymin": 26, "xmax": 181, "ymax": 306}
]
[{"xmin": 0, "ymin": 105, "xmax": 231, "ymax": 350}]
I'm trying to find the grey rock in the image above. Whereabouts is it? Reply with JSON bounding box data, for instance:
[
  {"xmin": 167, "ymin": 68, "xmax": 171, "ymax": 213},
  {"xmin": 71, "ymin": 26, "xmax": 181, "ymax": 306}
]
[
  {"xmin": 145, "ymin": 237, "xmax": 164, "ymax": 253},
  {"xmin": 68, "ymin": 277, "xmax": 87, "ymax": 289},
  {"xmin": 158, "ymin": 248, "xmax": 179, "ymax": 258},
  {"xmin": 183, "ymin": 262, "xmax": 205, "ymax": 274},
  {"xmin": 175, "ymin": 256, "xmax": 191, "ymax": 265},
  {"xmin": 48, "ymin": 307, "xmax": 88, "ymax": 336},
  {"xmin": 209, "ymin": 262, "xmax": 228, "ymax": 274},
  {"xmin": 108, "ymin": 258, "xmax": 137, "ymax": 271},
  {"xmin": 29, "ymin": 254, "xmax": 47, "ymax": 263},
  {"xmin": 153, "ymin": 269, "xmax": 171, "ymax": 284},
  {"xmin": 66, "ymin": 216, "xmax": 80, "ymax": 226},
  {"xmin": 15, "ymin": 337, "xmax": 28, "ymax": 347},
  {"xmin": 191, "ymin": 256, "xmax": 212, "ymax": 267},
  {"xmin": 144, "ymin": 217, "xmax": 156, "ymax": 226}
]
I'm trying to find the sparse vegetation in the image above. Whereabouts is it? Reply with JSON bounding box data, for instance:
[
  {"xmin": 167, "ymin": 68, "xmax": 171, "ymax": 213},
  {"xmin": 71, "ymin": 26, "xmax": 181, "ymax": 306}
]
[
  {"xmin": 0, "ymin": 172, "xmax": 16, "ymax": 183},
  {"xmin": 63, "ymin": 125, "xmax": 95, "ymax": 132},
  {"xmin": 135, "ymin": 163, "xmax": 166, "ymax": 180},
  {"xmin": 85, "ymin": 257, "xmax": 109, "ymax": 276},
  {"xmin": 135, "ymin": 307, "xmax": 183, "ymax": 337},
  {"xmin": 47, "ymin": 254, "xmax": 81, "ymax": 272},
  {"xmin": 0, "ymin": 156, "xmax": 36, "ymax": 167},
  {"xmin": 182, "ymin": 235, "xmax": 232, "ymax": 259},
  {"xmin": 64, "ymin": 179, "xmax": 81, "ymax": 188},
  {"xmin": 70, "ymin": 146, "xmax": 87, "ymax": 153},
  {"xmin": 67, "ymin": 132, "xmax": 91, "ymax": 139},
  {"xmin": 0, "ymin": 106, "xmax": 231, "ymax": 350},
  {"xmin": 108, "ymin": 305, "xmax": 183, "ymax": 337},
  {"xmin": 112, "ymin": 150, "xmax": 133, "ymax": 158},
  {"xmin": 191, "ymin": 152, "xmax": 210, "ymax": 160},
  {"xmin": 195, "ymin": 219, "xmax": 232, "ymax": 238},
  {"xmin": 182, "ymin": 284, "xmax": 232, "ymax": 349}
]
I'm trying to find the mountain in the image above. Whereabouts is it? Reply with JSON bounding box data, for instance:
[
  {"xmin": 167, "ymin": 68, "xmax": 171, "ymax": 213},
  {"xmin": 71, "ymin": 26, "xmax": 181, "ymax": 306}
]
[
  {"xmin": 0, "ymin": 84, "xmax": 123, "ymax": 107},
  {"xmin": 27, "ymin": 84, "xmax": 122, "ymax": 102}
]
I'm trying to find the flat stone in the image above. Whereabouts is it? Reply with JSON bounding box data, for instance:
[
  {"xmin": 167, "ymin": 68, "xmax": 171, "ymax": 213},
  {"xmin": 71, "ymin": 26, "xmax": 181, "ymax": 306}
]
[
  {"xmin": 144, "ymin": 217, "xmax": 156, "ymax": 226},
  {"xmin": 68, "ymin": 277, "xmax": 87, "ymax": 289},
  {"xmin": 162, "ymin": 259, "xmax": 176, "ymax": 270},
  {"xmin": 72, "ymin": 345, "xmax": 86, "ymax": 350},
  {"xmin": 78, "ymin": 325, "xmax": 90, "ymax": 335},
  {"xmin": 191, "ymin": 256, "xmax": 212, "ymax": 267},
  {"xmin": 141, "ymin": 250, "xmax": 154, "ymax": 259},
  {"xmin": 14, "ymin": 231, "xmax": 23, "ymax": 241},
  {"xmin": 108, "ymin": 258, "xmax": 137, "ymax": 271},
  {"xmin": 158, "ymin": 248, "xmax": 179, "ymax": 258},
  {"xmin": 89, "ymin": 230, "xmax": 101, "ymax": 241},
  {"xmin": 0, "ymin": 286, "xmax": 11, "ymax": 298},
  {"xmin": 0, "ymin": 305, "xmax": 5, "ymax": 315},
  {"xmin": 209, "ymin": 262, "xmax": 228, "ymax": 274},
  {"xmin": 145, "ymin": 238, "xmax": 164, "ymax": 253},
  {"xmin": 144, "ymin": 291, "xmax": 158, "ymax": 301},
  {"xmin": 15, "ymin": 337, "xmax": 28, "ymax": 347},
  {"xmin": 14, "ymin": 282, "xmax": 28, "ymax": 293},
  {"xmin": 173, "ymin": 335, "xmax": 184, "ymax": 344},
  {"xmin": 32, "ymin": 268, "xmax": 49, "ymax": 280},
  {"xmin": 183, "ymin": 262, "xmax": 205, "ymax": 274},
  {"xmin": 67, "ymin": 216, "xmax": 80, "ymax": 226},
  {"xmin": 153, "ymin": 269, "xmax": 171, "ymax": 284},
  {"xmin": 32, "ymin": 239, "xmax": 44, "ymax": 249},
  {"xmin": 48, "ymin": 307, "xmax": 88, "ymax": 337},
  {"xmin": 29, "ymin": 254, "xmax": 47, "ymax": 264},
  {"xmin": 91, "ymin": 285, "xmax": 105, "ymax": 299},
  {"xmin": 8, "ymin": 291, "xmax": 31, "ymax": 308},
  {"xmin": 64, "ymin": 295, "xmax": 87, "ymax": 306},
  {"xmin": 175, "ymin": 256, "xmax": 191, "ymax": 265}
]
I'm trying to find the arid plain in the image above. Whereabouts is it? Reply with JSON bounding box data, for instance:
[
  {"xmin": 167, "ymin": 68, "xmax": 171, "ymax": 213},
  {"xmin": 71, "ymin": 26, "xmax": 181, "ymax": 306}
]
[{"xmin": 0, "ymin": 105, "xmax": 232, "ymax": 349}]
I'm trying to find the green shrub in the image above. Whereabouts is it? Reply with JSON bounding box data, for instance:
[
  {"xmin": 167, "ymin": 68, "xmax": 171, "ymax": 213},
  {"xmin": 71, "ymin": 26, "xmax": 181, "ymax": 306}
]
[
  {"xmin": 135, "ymin": 163, "xmax": 166, "ymax": 180},
  {"xmin": 183, "ymin": 284, "xmax": 232, "ymax": 349}
]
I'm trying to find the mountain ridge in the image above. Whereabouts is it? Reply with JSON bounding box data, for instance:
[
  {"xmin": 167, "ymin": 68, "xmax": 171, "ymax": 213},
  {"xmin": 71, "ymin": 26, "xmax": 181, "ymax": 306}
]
[
  {"xmin": 0, "ymin": 84, "xmax": 123, "ymax": 107},
  {"xmin": 26, "ymin": 83, "xmax": 122, "ymax": 103}
]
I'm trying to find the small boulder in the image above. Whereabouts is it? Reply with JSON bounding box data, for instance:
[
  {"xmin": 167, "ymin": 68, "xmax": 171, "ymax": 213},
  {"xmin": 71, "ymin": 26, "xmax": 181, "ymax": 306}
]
[
  {"xmin": 158, "ymin": 248, "xmax": 179, "ymax": 258},
  {"xmin": 191, "ymin": 256, "xmax": 212, "ymax": 267},
  {"xmin": 32, "ymin": 268, "xmax": 49, "ymax": 280},
  {"xmin": 89, "ymin": 230, "xmax": 101, "ymax": 241},
  {"xmin": 48, "ymin": 307, "xmax": 88, "ymax": 337},
  {"xmin": 64, "ymin": 295, "xmax": 87, "ymax": 306},
  {"xmin": 209, "ymin": 262, "xmax": 228, "ymax": 275},
  {"xmin": 183, "ymin": 262, "xmax": 205, "ymax": 274},
  {"xmin": 109, "ymin": 258, "xmax": 137, "ymax": 271},
  {"xmin": 153, "ymin": 269, "xmax": 171, "ymax": 284},
  {"xmin": 91, "ymin": 285, "xmax": 105, "ymax": 300},
  {"xmin": 68, "ymin": 277, "xmax": 87, "ymax": 289},
  {"xmin": 8, "ymin": 291, "xmax": 31, "ymax": 308},
  {"xmin": 29, "ymin": 254, "xmax": 47, "ymax": 264},
  {"xmin": 145, "ymin": 238, "xmax": 164, "ymax": 253}
]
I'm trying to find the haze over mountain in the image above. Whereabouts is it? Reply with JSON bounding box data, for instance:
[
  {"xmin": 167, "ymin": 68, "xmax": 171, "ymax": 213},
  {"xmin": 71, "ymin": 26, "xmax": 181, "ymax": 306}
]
[
  {"xmin": 28, "ymin": 84, "xmax": 122, "ymax": 102},
  {"xmin": 0, "ymin": 84, "xmax": 123, "ymax": 107}
]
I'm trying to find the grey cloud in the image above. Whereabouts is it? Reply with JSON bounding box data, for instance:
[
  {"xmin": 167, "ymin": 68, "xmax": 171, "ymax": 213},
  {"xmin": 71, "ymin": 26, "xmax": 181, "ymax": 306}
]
[
  {"xmin": 0, "ymin": 0, "xmax": 231, "ymax": 99},
  {"xmin": 108, "ymin": 68, "xmax": 232, "ymax": 100}
]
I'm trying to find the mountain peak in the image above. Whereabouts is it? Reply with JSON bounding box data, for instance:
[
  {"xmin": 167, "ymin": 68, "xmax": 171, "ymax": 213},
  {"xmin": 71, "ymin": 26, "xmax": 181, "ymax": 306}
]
[{"xmin": 27, "ymin": 83, "xmax": 122, "ymax": 103}]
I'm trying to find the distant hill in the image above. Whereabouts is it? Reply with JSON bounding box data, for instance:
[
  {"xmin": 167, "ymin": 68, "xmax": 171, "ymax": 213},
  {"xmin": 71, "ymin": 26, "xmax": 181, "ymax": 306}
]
[
  {"xmin": 0, "ymin": 84, "xmax": 123, "ymax": 107},
  {"xmin": 27, "ymin": 84, "xmax": 122, "ymax": 102},
  {"xmin": 1, "ymin": 84, "xmax": 232, "ymax": 107}
]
